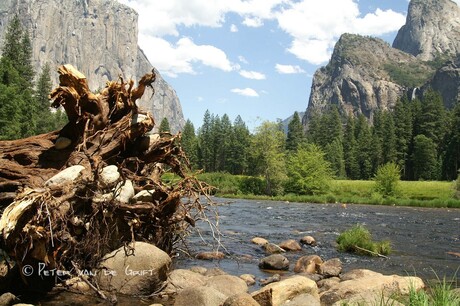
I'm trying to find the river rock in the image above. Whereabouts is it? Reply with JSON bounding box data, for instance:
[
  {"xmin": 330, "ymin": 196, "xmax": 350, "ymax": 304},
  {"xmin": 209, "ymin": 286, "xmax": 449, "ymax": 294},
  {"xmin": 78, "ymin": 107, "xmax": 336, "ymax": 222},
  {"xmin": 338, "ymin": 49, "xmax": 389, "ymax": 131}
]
[
  {"xmin": 331, "ymin": 292, "xmax": 404, "ymax": 306},
  {"xmin": 300, "ymin": 235, "xmax": 317, "ymax": 246},
  {"xmin": 174, "ymin": 286, "xmax": 227, "ymax": 306},
  {"xmin": 205, "ymin": 274, "xmax": 248, "ymax": 298},
  {"xmin": 279, "ymin": 239, "xmax": 302, "ymax": 251},
  {"xmin": 190, "ymin": 266, "xmax": 208, "ymax": 275},
  {"xmin": 99, "ymin": 165, "xmax": 120, "ymax": 186},
  {"xmin": 44, "ymin": 165, "xmax": 85, "ymax": 188},
  {"xmin": 0, "ymin": 292, "xmax": 18, "ymax": 306},
  {"xmin": 280, "ymin": 293, "xmax": 320, "ymax": 306},
  {"xmin": 132, "ymin": 189, "xmax": 155, "ymax": 202},
  {"xmin": 294, "ymin": 255, "xmax": 323, "ymax": 273},
  {"xmin": 317, "ymin": 277, "xmax": 340, "ymax": 293},
  {"xmin": 239, "ymin": 274, "xmax": 256, "ymax": 286},
  {"xmin": 163, "ymin": 269, "xmax": 206, "ymax": 295},
  {"xmin": 319, "ymin": 258, "xmax": 342, "ymax": 277},
  {"xmin": 54, "ymin": 136, "xmax": 72, "ymax": 150},
  {"xmin": 251, "ymin": 276, "xmax": 319, "ymax": 306},
  {"xmin": 260, "ymin": 274, "xmax": 281, "ymax": 286},
  {"xmin": 251, "ymin": 237, "xmax": 269, "ymax": 245},
  {"xmin": 223, "ymin": 293, "xmax": 260, "ymax": 306},
  {"xmin": 195, "ymin": 251, "xmax": 225, "ymax": 260},
  {"xmin": 204, "ymin": 267, "xmax": 227, "ymax": 277},
  {"xmin": 263, "ymin": 243, "xmax": 286, "ymax": 254},
  {"xmin": 97, "ymin": 242, "xmax": 171, "ymax": 295},
  {"xmin": 320, "ymin": 269, "xmax": 425, "ymax": 305},
  {"xmin": 259, "ymin": 254, "xmax": 289, "ymax": 270},
  {"xmin": 114, "ymin": 179, "xmax": 135, "ymax": 203},
  {"xmin": 340, "ymin": 268, "xmax": 382, "ymax": 281}
]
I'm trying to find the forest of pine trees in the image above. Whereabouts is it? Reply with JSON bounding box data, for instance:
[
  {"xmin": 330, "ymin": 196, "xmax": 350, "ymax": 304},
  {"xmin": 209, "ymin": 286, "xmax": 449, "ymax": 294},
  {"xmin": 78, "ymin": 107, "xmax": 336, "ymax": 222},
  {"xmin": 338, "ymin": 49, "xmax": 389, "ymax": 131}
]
[
  {"xmin": 181, "ymin": 90, "xmax": 460, "ymax": 182},
  {"xmin": 0, "ymin": 15, "xmax": 66, "ymax": 140}
]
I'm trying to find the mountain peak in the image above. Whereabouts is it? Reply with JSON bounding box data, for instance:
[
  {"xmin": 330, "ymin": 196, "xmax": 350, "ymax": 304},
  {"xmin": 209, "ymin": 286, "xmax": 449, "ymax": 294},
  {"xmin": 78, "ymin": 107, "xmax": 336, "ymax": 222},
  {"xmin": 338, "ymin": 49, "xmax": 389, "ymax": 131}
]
[{"xmin": 393, "ymin": 0, "xmax": 460, "ymax": 61}]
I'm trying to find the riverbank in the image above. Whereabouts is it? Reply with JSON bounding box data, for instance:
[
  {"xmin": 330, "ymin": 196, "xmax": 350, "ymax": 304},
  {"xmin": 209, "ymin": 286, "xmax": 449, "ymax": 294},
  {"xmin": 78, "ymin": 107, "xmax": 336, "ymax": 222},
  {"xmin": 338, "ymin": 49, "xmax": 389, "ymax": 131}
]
[{"xmin": 178, "ymin": 173, "xmax": 460, "ymax": 208}]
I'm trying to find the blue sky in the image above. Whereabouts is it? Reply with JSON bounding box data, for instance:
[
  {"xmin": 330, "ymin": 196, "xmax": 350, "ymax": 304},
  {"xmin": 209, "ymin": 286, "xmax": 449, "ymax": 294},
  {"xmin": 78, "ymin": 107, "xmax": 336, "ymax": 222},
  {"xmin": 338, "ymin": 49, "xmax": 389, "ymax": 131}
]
[{"xmin": 118, "ymin": 0, "xmax": 460, "ymax": 131}]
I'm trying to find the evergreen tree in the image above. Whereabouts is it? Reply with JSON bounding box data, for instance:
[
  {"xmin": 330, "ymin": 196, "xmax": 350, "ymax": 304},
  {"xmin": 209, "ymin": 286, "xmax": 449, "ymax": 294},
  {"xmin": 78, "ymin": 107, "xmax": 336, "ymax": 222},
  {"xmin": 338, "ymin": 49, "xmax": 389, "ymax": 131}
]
[
  {"xmin": 393, "ymin": 97, "xmax": 413, "ymax": 178},
  {"xmin": 286, "ymin": 111, "xmax": 305, "ymax": 151},
  {"xmin": 381, "ymin": 112, "xmax": 397, "ymax": 164},
  {"xmin": 216, "ymin": 114, "xmax": 232, "ymax": 172},
  {"xmin": 412, "ymin": 134, "xmax": 438, "ymax": 180},
  {"xmin": 159, "ymin": 117, "xmax": 171, "ymax": 133},
  {"xmin": 181, "ymin": 119, "xmax": 198, "ymax": 169},
  {"xmin": 197, "ymin": 110, "xmax": 213, "ymax": 171},
  {"xmin": 442, "ymin": 103, "xmax": 460, "ymax": 180},
  {"xmin": 229, "ymin": 115, "xmax": 251, "ymax": 174},
  {"xmin": 35, "ymin": 63, "xmax": 56, "ymax": 134},
  {"xmin": 419, "ymin": 90, "xmax": 446, "ymax": 149},
  {"xmin": 343, "ymin": 115, "xmax": 360, "ymax": 179},
  {"xmin": 355, "ymin": 114, "xmax": 373, "ymax": 179},
  {"xmin": 324, "ymin": 138, "xmax": 346, "ymax": 178}
]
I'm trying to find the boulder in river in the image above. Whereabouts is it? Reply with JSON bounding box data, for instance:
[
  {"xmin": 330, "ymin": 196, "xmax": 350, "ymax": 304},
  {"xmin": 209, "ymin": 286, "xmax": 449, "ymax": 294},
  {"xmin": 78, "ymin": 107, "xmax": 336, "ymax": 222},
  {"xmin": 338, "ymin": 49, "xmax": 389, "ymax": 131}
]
[
  {"xmin": 300, "ymin": 235, "xmax": 317, "ymax": 246},
  {"xmin": 97, "ymin": 242, "xmax": 171, "ymax": 295},
  {"xmin": 259, "ymin": 254, "xmax": 290, "ymax": 270},
  {"xmin": 239, "ymin": 274, "xmax": 256, "ymax": 286},
  {"xmin": 251, "ymin": 275, "xmax": 319, "ymax": 306},
  {"xmin": 174, "ymin": 286, "xmax": 227, "ymax": 306},
  {"xmin": 294, "ymin": 255, "xmax": 323, "ymax": 273},
  {"xmin": 162, "ymin": 269, "xmax": 206, "ymax": 296},
  {"xmin": 223, "ymin": 293, "xmax": 260, "ymax": 306},
  {"xmin": 318, "ymin": 258, "xmax": 342, "ymax": 277},
  {"xmin": 205, "ymin": 274, "xmax": 248, "ymax": 298},
  {"xmin": 279, "ymin": 239, "xmax": 302, "ymax": 251},
  {"xmin": 320, "ymin": 269, "xmax": 425, "ymax": 305},
  {"xmin": 251, "ymin": 237, "xmax": 269, "ymax": 245},
  {"xmin": 195, "ymin": 251, "xmax": 225, "ymax": 260},
  {"xmin": 263, "ymin": 242, "xmax": 286, "ymax": 254}
]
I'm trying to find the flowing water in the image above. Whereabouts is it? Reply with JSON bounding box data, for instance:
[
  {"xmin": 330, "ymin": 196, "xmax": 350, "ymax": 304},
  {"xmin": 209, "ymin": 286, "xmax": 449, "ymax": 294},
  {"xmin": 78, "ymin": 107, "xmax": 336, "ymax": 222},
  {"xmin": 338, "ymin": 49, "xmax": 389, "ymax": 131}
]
[
  {"xmin": 30, "ymin": 198, "xmax": 460, "ymax": 304},
  {"xmin": 176, "ymin": 197, "xmax": 460, "ymax": 288}
]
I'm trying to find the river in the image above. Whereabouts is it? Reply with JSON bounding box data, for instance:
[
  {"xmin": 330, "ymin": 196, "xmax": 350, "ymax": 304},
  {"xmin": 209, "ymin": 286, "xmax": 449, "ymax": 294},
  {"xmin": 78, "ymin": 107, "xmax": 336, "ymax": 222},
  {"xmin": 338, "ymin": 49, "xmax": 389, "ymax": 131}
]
[{"xmin": 176, "ymin": 197, "xmax": 460, "ymax": 288}]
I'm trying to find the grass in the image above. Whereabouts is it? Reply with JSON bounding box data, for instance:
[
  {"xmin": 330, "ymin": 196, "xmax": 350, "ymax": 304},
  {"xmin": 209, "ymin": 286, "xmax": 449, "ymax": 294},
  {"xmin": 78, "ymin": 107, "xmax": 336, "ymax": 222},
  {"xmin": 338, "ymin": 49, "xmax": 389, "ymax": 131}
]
[
  {"xmin": 336, "ymin": 224, "xmax": 392, "ymax": 256},
  {"xmin": 162, "ymin": 172, "xmax": 460, "ymax": 208}
]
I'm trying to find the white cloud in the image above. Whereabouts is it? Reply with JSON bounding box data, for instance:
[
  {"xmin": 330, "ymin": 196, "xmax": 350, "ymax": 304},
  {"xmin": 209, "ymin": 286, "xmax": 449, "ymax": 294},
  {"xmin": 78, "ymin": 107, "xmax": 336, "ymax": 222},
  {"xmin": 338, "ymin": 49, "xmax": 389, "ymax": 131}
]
[
  {"xmin": 275, "ymin": 64, "xmax": 305, "ymax": 74},
  {"xmin": 230, "ymin": 24, "xmax": 238, "ymax": 32},
  {"xmin": 139, "ymin": 35, "xmax": 233, "ymax": 77},
  {"xmin": 276, "ymin": 0, "xmax": 406, "ymax": 65},
  {"xmin": 239, "ymin": 70, "xmax": 266, "ymax": 80},
  {"xmin": 455, "ymin": 0, "xmax": 460, "ymax": 5},
  {"xmin": 242, "ymin": 17, "xmax": 264, "ymax": 27},
  {"xmin": 238, "ymin": 56, "xmax": 249, "ymax": 64},
  {"xmin": 231, "ymin": 88, "xmax": 259, "ymax": 97}
]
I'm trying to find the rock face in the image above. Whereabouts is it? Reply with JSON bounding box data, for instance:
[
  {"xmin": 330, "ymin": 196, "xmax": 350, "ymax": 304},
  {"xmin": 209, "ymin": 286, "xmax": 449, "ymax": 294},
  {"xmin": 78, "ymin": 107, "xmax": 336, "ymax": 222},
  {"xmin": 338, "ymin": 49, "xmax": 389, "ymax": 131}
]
[
  {"xmin": 304, "ymin": 0, "xmax": 460, "ymax": 124},
  {"xmin": 305, "ymin": 34, "xmax": 433, "ymax": 123},
  {"xmin": 393, "ymin": 0, "xmax": 460, "ymax": 61},
  {"xmin": 0, "ymin": 0, "xmax": 184, "ymax": 132}
]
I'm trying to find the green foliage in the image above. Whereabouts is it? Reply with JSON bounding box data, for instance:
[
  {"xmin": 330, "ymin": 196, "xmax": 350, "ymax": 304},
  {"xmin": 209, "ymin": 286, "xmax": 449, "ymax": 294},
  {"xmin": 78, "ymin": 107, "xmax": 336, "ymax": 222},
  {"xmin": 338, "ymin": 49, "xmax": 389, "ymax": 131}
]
[
  {"xmin": 285, "ymin": 144, "xmax": 333, "ymax": 195},
  {"xmin": 250, "ymin": 121, "xmax": 287, "ymax": 195},
  {"xmin": 286, "ymin": 111, "xmax": 305, "ymax": 151},
  {"xmin": 412, "ymin": 135, "xmax": 438, "ymax": 180},
  {"xmin": 197, "ymin": 172, "xmax": 241, "ymax": 195},
  {"xmin": 455, "ymin": 172, "xmax": 460, "ymax": 200},
  {"xmin": 374, "ymin": 162, "xmax": 401, "ymax": 198},
  {"xmin": 181, "ymin": 119, "xmax": 198, "ymax": 168},
  {"xmin": 383, "ymin": 62, "xmax": 434, "ymax": 88},
  {"xmin": 336, "ymin": 224, "xmax": 392, "ymax": 256},
  {"xmin": 239, "ymin": 176, "xmax": 265, "ymax": 195},
  {"xmin": 159, "ymin": 117, "xmax": 171, "ymax": 133}
]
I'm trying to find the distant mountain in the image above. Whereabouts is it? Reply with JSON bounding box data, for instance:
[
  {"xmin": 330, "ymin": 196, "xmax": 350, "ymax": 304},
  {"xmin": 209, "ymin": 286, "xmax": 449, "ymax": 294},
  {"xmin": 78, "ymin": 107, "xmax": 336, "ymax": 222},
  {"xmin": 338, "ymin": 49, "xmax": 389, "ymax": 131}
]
[
  {"xmin": 0, "ymin": 0, "xmax": 185, "ymax": 132},
  {"xmin": 303, "ymin": 0, "xmax": 460, "ymax": 125}
]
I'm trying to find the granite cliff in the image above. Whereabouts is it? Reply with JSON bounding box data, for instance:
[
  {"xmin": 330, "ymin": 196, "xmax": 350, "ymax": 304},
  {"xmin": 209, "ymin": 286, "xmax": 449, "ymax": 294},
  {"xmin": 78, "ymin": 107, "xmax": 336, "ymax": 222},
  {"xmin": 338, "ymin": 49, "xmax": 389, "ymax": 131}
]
[
  {"xmin": 304, "ymin": 0, "xmax": 460, "ymax": 124},
  {"xmin": 0, "ymin": 0, "xmax": 184, "ymax": 132}
]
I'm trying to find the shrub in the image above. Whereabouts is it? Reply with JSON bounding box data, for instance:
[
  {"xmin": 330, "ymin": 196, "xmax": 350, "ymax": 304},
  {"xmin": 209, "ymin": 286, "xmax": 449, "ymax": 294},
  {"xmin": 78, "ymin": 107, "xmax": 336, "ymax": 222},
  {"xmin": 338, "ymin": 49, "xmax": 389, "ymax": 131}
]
[
  {"xmin": 455, "ymin": 171, "xmax": 460, "ymax": 199},
  {"xmin": 374, "ymin": 162, "xmax": 401, "ymax": 198},
  {"xmin": 285, "ymin": 144, "xmax": 333, "ymax": 195},
  {"xmin": 239, "ymin": 176, "xmax": 265, "ymax": 195},
  {"xmin": 336, "ymin": 224, "xmax": 392, "ymax": 256}
]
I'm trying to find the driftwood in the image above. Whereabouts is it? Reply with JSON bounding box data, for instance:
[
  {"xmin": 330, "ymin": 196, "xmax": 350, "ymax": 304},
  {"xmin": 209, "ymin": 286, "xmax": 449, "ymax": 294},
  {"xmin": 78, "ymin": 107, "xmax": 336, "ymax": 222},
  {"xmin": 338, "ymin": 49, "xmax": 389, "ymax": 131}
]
[{"xmin": 0, "ymin": 64, "xmax": 211, "ymax": 290}]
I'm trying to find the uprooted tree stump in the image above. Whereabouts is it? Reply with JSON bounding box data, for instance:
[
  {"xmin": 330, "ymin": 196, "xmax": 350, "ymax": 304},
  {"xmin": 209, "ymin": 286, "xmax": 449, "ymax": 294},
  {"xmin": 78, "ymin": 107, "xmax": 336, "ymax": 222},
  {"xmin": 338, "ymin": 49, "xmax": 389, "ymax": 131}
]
[{"xmin": 0, "ymin": 64, "xmax": 212, "ymax": 293}]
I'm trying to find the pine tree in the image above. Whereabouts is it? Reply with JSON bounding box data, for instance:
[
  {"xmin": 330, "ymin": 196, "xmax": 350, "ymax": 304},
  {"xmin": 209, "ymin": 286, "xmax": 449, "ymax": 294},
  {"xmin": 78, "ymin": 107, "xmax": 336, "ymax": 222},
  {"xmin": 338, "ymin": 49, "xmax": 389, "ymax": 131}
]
[
  {"xmin": 197, "ymin": 110, "xmax": 213, "ymax": 171},
  {"xmin": 343, "ymin": 115, "xmax": 360, "ymax": 179},
  {"xmin": 382, "ymin": 112, "xmax": 397, "ymax": 164},
  {"xmin": 286, "ymin": 111, "xmax": 305, "ymax": 151},
  {"xmin": 181, "ymin": 119, "xmax": 198, "ymax": 169},
  {"xmin": 159, "ymin": 117, "xmax": 171, "ymax": 133},
  {"xmin": 355, "ymin": 114, "xmax": 373, "ymax": 179},
  {"xmin": 229, "ymin": 115, "xmax": 251, "ymax": 174},
  {"xmin": 412, "ymin": 134, "xmax": 438, "ymax": 180},
  {"xmin": 217, "ymin": 114, "xmax": 232, "ymax": 172},
  {"xmin": 419, "ymin": 90, "xmax": 446, "ymax": 149},
  {"xmin": 393, "ymin": 97, "xmax": 413, "ymax": 179}
]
